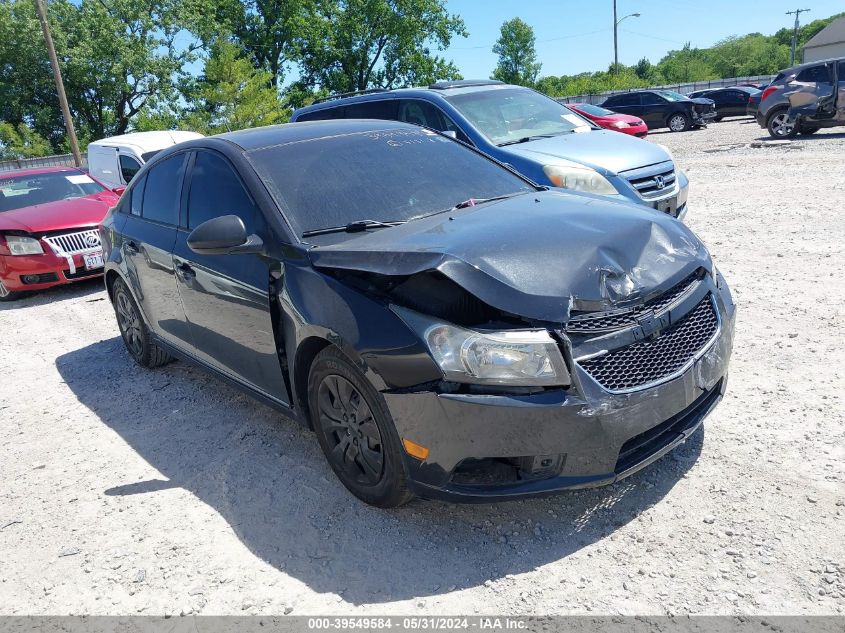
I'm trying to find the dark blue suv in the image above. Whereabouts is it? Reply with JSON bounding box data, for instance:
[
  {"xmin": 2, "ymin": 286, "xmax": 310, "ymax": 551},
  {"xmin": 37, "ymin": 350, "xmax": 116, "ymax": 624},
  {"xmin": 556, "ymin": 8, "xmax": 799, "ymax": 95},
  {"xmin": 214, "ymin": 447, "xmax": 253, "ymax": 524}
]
[{"xmin": 292, "ymin": 80, "xmax": 690, "ymax": 220}]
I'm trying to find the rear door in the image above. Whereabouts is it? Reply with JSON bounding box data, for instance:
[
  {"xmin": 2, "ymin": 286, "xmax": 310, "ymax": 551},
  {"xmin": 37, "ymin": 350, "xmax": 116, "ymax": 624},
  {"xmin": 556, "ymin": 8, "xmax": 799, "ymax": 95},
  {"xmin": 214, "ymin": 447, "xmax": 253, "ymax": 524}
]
[
  {"xmin": 837, "ymin": 60, "xmax": 845, "ymax": 122},
  {"xmin": 171, "ymin": 149, "xmax": 289, "ymax": 404},
  {"xmin": 638, "ymin": 92, "xmax": 666, "ymax": 127},
  {"xmin": 120, "ymin": 152, "xmax": 193, "ymax": 349}
]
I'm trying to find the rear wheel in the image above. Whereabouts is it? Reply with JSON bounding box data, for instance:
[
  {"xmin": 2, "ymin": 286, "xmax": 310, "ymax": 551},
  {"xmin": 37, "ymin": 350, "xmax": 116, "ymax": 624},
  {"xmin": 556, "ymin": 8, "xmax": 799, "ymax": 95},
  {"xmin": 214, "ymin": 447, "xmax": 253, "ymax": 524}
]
[
  {"xmin": 112, "ymin": 278, "xmax": 172, "ymax": 368},
  {"xmin": 308, "ymin": 346, "xmax": 414, "ymax": 508},
  {"xmin": 668, "ymin": 113, "xmax": 690, "ymax": 132},
  {"xmin": 0, "ymin": 280, "xmax": 22, "ymax": 302},
  {"xmin": 767, "ymin": 109, "xmax": 797, "ymax": 138}
]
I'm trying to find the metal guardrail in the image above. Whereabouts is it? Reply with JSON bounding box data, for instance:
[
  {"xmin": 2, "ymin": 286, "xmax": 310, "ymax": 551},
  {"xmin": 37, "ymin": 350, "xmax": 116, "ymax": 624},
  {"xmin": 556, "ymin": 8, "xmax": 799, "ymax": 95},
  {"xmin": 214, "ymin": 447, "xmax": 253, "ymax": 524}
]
[
  {"xmin": 554, "ymin": 75, "xmax": 776, "ymax": 105},
  {"xmin": 0, "ymin": 153, "xmax": 86, "ymax": 172}
]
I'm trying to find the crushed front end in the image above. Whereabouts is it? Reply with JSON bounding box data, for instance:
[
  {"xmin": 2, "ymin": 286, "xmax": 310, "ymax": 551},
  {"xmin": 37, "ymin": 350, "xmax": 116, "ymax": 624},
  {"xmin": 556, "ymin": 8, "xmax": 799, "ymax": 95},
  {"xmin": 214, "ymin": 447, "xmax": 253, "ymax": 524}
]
[{"xmin": 382, "ymin": 267, "xmax": 735, "ymax": 502}]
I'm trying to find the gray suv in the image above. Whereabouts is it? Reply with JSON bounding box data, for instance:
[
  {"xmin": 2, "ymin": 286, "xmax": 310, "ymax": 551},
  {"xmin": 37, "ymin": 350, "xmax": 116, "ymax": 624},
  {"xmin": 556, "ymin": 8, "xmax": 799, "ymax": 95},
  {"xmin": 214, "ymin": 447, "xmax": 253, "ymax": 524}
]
[
  {"xmin": 292, "ymin": 81, "xmax": 691, "ymax": 220},
  {"xmin": 757, "ymin": 57, "xmax": 845, "ymax": 138}
]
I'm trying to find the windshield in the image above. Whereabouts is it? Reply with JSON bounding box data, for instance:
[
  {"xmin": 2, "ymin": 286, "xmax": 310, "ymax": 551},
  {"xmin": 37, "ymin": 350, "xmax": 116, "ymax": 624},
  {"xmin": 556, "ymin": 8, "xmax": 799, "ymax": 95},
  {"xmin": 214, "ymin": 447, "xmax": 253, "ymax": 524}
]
[
  {"xmin": 445, "ymin": 88, "xmax": 593, "ymax": 145},
  {"xmin": 656, "ymin": 90, "xmax": 689, "ymax": 102},
  {"xmin": 247, "ymin": 127, "xmax": 535, "ymax": 237},
  {"xmin": 0, "ymin": 171, "xmax": 105, "ymax": 213},
  {"xmin": 573, "ymin": 103, "xmax": 616, "ymax": 117}
]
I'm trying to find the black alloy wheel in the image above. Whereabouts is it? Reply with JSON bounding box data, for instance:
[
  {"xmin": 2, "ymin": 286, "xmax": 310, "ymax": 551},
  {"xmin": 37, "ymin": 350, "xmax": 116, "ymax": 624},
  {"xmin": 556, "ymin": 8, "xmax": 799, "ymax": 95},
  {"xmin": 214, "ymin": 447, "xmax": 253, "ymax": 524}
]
[
  {"xmin": 308, "ymin": 346, "xmax": 413, "ymax": 507},
  {"xmin": 112, "ymin": 278, "xmax": 172, "ymax": 368}
]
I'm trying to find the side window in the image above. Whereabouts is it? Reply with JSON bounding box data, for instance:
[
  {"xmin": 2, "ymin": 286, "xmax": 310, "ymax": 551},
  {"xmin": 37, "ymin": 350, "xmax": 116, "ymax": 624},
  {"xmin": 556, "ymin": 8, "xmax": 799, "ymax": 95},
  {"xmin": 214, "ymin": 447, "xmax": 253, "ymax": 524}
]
[
  {"xmin": 141, "ymin": 153, "xmax": 187, "ymax": 225},
  {"xmin": 187, "ymin": 151, "xmax": 257, "ymax": 231},
  {"xmin": 838, "ymin": 61, "xmax": 845, "ymax": 82},
  {"xmin": 119, "ymin": 154, "xmax": 141, "ymax": 184},
  {"xmin": 796, "ymin": 64, "xmax": 832, "ymax": 84},
  {"xmin": 295, "ymin": 107, "xmax": 343, "ymax": 122},
  {"xmin": 397, "ymin": 100, "xmax": 470, "ymax": 143},
  {"xmin": 129, "ymin": 174, "xmax": 146, "ymax": 216},
  {"xmin": 344, "ymin": 100, "xmax": 399, "ymax": 120},
  {"xmin": 609, "ymin": 94, "xmax": 634, "ymax": 106},
  {"xmin": 640, "ymin": 93, "xmax": 663, "ymax": 106}
]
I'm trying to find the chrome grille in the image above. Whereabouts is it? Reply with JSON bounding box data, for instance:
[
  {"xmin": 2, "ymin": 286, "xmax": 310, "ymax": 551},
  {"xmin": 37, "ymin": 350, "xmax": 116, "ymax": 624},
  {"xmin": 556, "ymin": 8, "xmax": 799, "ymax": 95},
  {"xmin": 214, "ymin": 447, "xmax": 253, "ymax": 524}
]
[
  {"xmin": 566, "ymin": 271, "xmax": 701, "ymax": 334},
  {"xmin": 578, "ymin": 295, "xmax": 719, "ymax": 392},
  {"xmin": 43, "ymin": 229, "xmax": 101, "ymax": 256},
  {"xmin": 628, "ymin": 167, "xmax": 676, "ymax": 199}
]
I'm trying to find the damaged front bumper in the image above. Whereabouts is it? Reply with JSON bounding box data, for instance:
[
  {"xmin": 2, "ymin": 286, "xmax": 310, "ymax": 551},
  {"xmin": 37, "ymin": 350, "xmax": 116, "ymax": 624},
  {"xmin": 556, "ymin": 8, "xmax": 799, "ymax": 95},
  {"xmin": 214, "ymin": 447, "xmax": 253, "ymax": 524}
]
[{"xmin": 382, "ymin": 274, "xmax": 735, "ymax": 503}]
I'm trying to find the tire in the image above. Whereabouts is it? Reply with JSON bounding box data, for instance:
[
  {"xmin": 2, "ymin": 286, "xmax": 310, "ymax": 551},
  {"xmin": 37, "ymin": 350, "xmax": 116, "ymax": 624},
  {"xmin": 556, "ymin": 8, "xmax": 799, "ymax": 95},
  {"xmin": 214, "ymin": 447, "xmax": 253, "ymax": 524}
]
[
  {"xmin": 0, "ymin": 280, "xmax": 23, "ymax": 302},
  {"xmin": 111, "ymin": 277, "xmax": 172, "ymax": 368},
  {"xmin": 668, "ymin": 112, "xmax": 690, "ymax": 132},
  {"xmin": 307, "ymin": 346, "xmax": 414, "ymax": 508},
  {"xmin": 714, "ymin": 116, "xmax": 723, "ymax": 122},
  {"xmin": 799, "ymin": 126, "xmax": 820, "ymax": 135},
  {"xmin": 767, "ymin": 109, "xmax": 797, "ymax": 138}
]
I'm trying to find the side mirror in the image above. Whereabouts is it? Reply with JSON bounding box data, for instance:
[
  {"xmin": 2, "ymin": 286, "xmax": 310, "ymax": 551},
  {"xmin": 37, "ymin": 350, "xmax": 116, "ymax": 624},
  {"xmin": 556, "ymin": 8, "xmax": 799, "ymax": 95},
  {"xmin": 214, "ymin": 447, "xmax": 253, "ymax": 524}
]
[
  {"xmin": 112, "ymin": 186, "xmax": 126, "ymax": 196},
  {"xmin": 187, "ymin": 214, "xmax": 264, "ymax": 255}
]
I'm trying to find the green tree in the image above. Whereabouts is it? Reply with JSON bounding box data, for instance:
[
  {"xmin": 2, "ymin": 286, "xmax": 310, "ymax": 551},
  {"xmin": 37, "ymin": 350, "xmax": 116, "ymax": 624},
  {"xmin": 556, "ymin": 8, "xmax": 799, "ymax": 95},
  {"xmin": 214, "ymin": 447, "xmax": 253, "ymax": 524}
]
[
  {"xmin": 491, "ymin": 17, "xmax": 541, "ymax": 86},
  {"xmin": 185, "ymin": 40, "xmax": 287, "ymax": 134},
  {"xmin": 298, "ymin": 0, "xmax": 467, "ymax": 94},
  {"xmin": 0, "ymin": 123, "xmax": 52, "ymax": 160}
]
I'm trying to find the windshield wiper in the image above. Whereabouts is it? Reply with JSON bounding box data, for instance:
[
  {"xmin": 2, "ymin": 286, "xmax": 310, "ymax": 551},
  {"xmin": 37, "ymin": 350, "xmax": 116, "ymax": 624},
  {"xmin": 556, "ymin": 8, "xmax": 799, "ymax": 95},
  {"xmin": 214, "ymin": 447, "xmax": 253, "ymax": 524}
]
[
  {"xmin": 497, "ymin": 134, "xmax": 559, "ymax": 147},
  {"xmin": 302, "ymin": 219, "xmax": 406, "ymax": 238},
  {"xmin": 452, "ymin": 191, "xmax": 531, "ymax": 210}
]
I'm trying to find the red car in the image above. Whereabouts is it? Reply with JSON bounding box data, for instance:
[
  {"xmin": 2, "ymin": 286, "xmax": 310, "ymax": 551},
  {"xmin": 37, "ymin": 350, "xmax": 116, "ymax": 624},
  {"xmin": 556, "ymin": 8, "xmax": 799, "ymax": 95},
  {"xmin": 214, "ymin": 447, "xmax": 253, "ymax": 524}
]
[
  {"xmin": 0, "ymin": 167, "xmax": 122, "ymax": 301},
  {"xmin": 567, "ymin": 103, "xmax": 649, "ymax": 138}
]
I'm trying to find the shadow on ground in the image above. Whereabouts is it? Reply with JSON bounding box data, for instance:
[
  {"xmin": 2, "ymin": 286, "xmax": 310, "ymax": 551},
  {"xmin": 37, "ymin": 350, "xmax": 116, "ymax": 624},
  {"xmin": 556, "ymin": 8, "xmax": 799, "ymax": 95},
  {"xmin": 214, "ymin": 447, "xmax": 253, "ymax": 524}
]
[
  {"xmin": 0, "ymin": 277, "xmax": 104, "ymax": 311},
  {"xmin": 57, "ymin": 337, "xmax": 704, "ymax": 604}
]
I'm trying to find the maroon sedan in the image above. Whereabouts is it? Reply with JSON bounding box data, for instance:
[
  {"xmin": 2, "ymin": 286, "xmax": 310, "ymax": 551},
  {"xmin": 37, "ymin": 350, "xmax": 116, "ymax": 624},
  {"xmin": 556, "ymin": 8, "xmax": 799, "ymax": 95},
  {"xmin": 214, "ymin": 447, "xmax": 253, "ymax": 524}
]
[
  {"xmin": 0, "ymin": 167, "xmax": 121, "ymax": 301},
  {"xmin": 568, "ymin": 103, "xmax": 649, "ymax": 138}
]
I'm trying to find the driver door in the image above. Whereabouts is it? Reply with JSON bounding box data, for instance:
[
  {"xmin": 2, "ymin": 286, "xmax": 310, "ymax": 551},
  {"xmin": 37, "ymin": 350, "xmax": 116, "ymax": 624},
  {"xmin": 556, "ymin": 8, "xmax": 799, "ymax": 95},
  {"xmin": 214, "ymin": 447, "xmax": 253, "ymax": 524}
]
[{"xmin": 172, "ymin": 149, "xmax": 289, "ymax": 405}]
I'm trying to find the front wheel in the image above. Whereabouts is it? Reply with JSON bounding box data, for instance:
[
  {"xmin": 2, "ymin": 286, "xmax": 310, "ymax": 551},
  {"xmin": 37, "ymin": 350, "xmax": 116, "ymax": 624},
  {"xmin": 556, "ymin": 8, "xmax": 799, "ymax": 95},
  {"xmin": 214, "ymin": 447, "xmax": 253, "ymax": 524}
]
[
  {"xmin": 0, "ymin": 280, "xmax": 23, "ymax": 302},
  {"xmin": 767, "ymin": 110, "xmax": 797, "ymax": 138},
  {"xmin": 308, "ymin": 346, "xmax": 414, "ymax": 508},
  {"xmin": 112, "ymin": 278, "xmax": 172, "ymax": 368},
  {"xmin": 668, "ymin": 113, "xmax": 690, "ymax": 132}
]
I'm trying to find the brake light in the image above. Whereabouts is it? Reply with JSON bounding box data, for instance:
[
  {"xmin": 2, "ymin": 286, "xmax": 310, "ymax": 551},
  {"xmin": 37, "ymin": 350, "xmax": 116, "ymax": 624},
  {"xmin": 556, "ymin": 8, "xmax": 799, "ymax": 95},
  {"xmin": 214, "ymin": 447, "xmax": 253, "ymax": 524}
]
[{"xmin": 761, "ymin": 87, "xmax": 777, "ymax": 102}]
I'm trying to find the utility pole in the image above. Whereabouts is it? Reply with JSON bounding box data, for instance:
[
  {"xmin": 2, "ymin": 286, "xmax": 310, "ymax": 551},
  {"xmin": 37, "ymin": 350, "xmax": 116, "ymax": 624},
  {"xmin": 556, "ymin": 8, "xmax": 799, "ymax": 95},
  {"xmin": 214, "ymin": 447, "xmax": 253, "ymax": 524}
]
[
  {"xmin": 33, "ymin": 0, "xmax": 82, "ymax": 167},
  {"xmin": 786, "ymin": 8, "xmax": 811, "ymax": 66},
  {"xmin": 613, "ymin": 0, "xmax": 640, "ymax": 73}
]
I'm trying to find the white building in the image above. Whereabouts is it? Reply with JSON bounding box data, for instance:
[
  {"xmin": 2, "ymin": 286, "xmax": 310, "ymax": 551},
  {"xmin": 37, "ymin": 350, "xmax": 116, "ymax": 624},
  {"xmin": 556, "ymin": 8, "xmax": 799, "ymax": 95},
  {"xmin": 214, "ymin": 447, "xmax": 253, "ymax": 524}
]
[{"xmin": 803, "ymin": 16, "xmax": 845, "ymax": 63}]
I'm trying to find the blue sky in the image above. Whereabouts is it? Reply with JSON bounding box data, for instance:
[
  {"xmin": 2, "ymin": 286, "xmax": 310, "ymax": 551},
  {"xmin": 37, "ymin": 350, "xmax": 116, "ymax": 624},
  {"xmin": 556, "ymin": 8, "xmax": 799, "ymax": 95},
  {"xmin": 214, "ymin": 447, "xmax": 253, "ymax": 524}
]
[{"xmin": 440, "ymin": 0, "xmax": 844, "ymax": 78}]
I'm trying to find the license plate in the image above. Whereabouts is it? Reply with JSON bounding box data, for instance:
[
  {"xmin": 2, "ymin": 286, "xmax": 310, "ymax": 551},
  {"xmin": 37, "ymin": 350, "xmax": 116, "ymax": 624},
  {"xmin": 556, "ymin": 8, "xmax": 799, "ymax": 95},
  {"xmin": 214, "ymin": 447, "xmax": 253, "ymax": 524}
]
[{"xmin": 83, "ymin": 251, "xmax": 104, "ymax": 270}]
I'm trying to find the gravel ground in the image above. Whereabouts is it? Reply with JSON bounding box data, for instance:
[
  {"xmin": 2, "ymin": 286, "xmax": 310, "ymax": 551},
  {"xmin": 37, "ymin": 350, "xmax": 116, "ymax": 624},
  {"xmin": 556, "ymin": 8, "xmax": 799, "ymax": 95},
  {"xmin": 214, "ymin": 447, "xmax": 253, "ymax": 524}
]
[{"xmin": 0, "ymin": 118, "xmax": 843, "ymax": 616}]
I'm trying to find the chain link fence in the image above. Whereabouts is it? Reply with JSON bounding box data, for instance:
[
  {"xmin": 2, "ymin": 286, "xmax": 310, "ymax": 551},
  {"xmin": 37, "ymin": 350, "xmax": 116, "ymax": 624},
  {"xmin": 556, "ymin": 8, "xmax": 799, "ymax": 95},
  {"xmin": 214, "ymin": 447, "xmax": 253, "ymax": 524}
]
[{"xmin": 554, "ymin": 75, "xmax": 776, "ymax": 105}]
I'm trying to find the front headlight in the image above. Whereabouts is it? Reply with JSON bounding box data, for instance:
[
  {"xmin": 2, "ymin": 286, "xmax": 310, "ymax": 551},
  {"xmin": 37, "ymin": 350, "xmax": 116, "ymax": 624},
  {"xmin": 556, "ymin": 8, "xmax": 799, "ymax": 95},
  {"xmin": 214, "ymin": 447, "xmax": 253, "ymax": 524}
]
[
  {"xmin": 394, "ymin": 307, "xmax": 570, "ymax": 387},
  {"xmin": 542, "ymin": 163, "xmax": 617, "ymax": 195},
  {"xmin": 611, "ymin": 120, "xmax": 630, "ymax": 129},
  {"xmin": 5, "ymin": 235, "xmax": 44, "ymax": 256}
]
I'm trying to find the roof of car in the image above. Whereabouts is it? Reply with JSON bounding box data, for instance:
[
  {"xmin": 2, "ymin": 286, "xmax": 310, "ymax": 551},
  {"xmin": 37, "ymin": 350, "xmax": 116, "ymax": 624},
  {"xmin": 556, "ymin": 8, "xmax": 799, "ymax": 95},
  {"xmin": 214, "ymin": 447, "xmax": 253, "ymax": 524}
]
[
  {"xmin": 783, "ymin": 56, "xmax": 845, "ymax": 74},
  {"xmin": 89, "ymin": 130, "xmax": 204, "ymax": 150},
  {"xmin": 0, "ymin": 166, "xmax": 86, "ymax": 179},
  {"xmin": 216, "ymin": 119, "xmax": 423, "ymax": 151},
  {"xmin": 292, "ymin": 80, "xmax": 522, "ymax": 118}
]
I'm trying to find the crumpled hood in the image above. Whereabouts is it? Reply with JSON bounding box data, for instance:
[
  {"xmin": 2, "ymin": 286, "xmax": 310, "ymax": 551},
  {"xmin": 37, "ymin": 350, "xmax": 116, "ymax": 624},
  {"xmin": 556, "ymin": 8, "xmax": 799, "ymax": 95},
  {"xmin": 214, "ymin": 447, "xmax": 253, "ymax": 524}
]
[
  {"xmin": 0, "ymin": 194, "xmax": 117, "ymax": 234},
  {"xmin": 500, "ymin": 129, "xmax": 670, "ymax": 175},
  {"xmin": 308, "ymin": 190, "xmax": 712, "ymax": 324},
  {"xmin": 690, "ymin": 97, "xmax": 715, "ymax": 107}
]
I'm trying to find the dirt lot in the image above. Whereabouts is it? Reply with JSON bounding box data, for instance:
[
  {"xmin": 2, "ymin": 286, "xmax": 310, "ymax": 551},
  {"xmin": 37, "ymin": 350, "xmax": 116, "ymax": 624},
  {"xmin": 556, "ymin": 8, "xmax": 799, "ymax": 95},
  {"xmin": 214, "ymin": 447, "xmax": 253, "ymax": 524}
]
[{"xmin": 1, "ymin": 118, "xmax": 843, "ymax": 616}]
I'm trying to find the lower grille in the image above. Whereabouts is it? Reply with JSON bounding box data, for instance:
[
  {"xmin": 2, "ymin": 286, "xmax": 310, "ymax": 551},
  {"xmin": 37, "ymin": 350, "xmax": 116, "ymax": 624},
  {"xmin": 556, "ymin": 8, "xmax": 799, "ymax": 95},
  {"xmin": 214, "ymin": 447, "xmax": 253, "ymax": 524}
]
[
  {"xmin": 64, "ymin": 267, "xmax": 103, "ymax": 280},
  {"xmin": 614, "ymin": 379, "xmax": 722, "ymax": 474},
  {"xmin": 579, "ymin": 295, "xmax": 719, "ymax": 392},
  {"xmin": 566, "ymin": 270, "xmax": 701, "ymax": 334}
]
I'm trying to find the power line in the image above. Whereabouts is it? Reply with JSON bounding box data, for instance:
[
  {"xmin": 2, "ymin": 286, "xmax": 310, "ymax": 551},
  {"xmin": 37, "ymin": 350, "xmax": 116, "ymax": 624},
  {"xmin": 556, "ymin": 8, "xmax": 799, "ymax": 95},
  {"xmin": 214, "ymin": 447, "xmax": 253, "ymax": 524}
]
[{"xmin": 785, "ymin": 8, "xmax": 811, "ymax": 65}]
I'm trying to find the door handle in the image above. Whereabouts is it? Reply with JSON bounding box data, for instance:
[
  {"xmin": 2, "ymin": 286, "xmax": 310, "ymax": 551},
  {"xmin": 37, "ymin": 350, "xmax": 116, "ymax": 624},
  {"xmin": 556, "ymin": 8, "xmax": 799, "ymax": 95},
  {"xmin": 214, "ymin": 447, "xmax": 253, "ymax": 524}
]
[
  {"xmin": 176, "ymin": 262, "xmax": 196, "ymax": 280},
  {"xmin": 125, "ymin": 240, "xmax": 138, "ymax": 254}
]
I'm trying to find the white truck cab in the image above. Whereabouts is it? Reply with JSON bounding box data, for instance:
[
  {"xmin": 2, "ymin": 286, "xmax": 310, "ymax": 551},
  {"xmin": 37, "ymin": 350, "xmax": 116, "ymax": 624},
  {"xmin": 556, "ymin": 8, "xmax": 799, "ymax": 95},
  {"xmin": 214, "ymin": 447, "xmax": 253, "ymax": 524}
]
[{"xmin": 87, "ymin": 131, "xmax": 203, "ymax": 189}]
